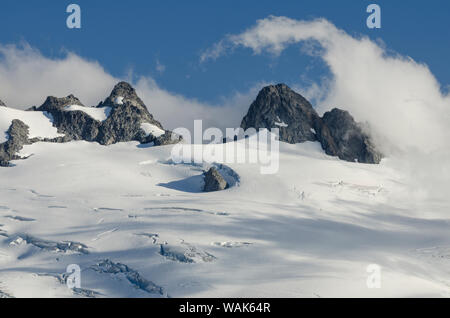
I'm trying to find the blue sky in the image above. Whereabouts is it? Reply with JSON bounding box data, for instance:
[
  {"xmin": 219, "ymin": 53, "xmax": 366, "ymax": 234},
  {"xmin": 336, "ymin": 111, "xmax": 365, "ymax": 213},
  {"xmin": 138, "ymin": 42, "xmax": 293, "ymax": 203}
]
[{"xmin": 1, "ymin": 0, "xmax": 449, "ymax": 103}]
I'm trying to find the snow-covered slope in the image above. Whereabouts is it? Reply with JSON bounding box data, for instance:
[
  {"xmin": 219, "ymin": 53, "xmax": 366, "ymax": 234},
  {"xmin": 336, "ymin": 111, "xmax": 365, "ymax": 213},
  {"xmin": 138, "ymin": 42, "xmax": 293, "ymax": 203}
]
[
  {"xmin": 0, "ymin": 138, "xmax": 449, "ymax": 298},
  {"xmin": 0, "ymin": 106, "xmax": 63, "ymax": 143},
  {"xmin": 64, "ymin": 105, "xmax": 112, "ymax": 122},
  {"xmin": 140, "ymin": 123, "xmax": 165, "ymax": 138}
]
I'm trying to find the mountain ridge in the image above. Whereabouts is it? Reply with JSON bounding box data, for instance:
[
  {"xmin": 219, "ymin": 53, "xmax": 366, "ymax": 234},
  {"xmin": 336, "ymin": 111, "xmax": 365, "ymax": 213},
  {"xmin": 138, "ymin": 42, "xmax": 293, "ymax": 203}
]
[
  {"xmin": 1, "ymin": 82, "xmax": 382, "ymax": 166},
  {"xmin": 0, "ymin": 82, "xmax": 181, "ymax": 166},
  {"xmin": 241, "ymin": 84, "xmax": 382, "ymax": 164}
]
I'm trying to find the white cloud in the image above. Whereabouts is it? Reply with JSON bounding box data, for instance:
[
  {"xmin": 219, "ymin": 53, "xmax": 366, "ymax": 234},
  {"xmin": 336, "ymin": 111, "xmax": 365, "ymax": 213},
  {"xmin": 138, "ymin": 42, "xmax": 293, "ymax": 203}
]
[
  {"xmin": 0, "ymin": 43, "xmax": 117, "ymax": 108},
  {"xmin": 2, "ymin": 17, "xmax": 449, "ymax": 160},
  {"xmin": 0, "ymin": 43, "xmax": 255, "ymax": 133},
  {"xmin": 201, "ymin": 17, "xmax": 338, "ymax": 62},
  {"xmin": 135, "ymin": 77, "xmax": 259, "ymax": 132}
]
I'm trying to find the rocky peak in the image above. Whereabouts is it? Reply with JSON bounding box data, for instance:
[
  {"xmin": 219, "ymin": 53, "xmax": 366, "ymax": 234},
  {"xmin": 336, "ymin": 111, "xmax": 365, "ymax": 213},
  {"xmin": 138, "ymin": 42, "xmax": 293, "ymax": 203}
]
[
  {"xmin": 98, "ymin": 81, "xmax": 145, "ymax": 109},
  {"xmin": 241, "ymin": 84, "xmax": 383, "ymax": 164},
  {"xmin": 241, "ymin": 83, "xmax": 320, "ymax": 143},
  {"xmin": 94, "ymin": 82, "xmax": 167, "ymax": 145},
  {"xmin": 0, "ymin": 98, "xmax": 6, "ymax": 107},
  {"xmin": 314, "ymin": 108, "xmax": 382, "ymax": 164},
  {"xmin": 26, "ymin": 82, "xmax": 179, "ymax": 147},
  {"xmin": 37, "ymin": 94, "xmax": 84, "ymax": 112}
]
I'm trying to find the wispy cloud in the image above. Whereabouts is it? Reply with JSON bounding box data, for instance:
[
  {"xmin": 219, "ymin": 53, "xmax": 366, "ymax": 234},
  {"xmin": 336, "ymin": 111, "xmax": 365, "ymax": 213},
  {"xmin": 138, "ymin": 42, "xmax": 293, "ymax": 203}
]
[
  {"xmin": 200, "ymin": 16, "xmax": 337, "ymax": 63},
  {"xmin": 134, "ymin": 76, "xmax": 261, "ymax": 133},
  {"xmin": 155, "ymin": 59, "xmax": 166, "ymax": 74}
]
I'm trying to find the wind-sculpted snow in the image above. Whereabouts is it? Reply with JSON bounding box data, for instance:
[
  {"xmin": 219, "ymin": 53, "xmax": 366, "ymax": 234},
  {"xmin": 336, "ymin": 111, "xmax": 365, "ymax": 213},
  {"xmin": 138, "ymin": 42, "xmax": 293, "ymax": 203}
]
[
  {"xmin": 0, "ymin": 106, "xmax": 63, "ymax": 144},
  {"xmin": 0, "ymin": 140, "xmax": 449, "ymax": 297},
  {"xmin": 4, "ymin": 215, "xmax": 36, "ymax": 222},
  {"xmin": 135, "ymin": 233, "xmax": 160, "ymax": 244},
  {"xmin": 144, "ymin": 207, "xmax": 229, "ymax": 216},
  {"xmin": 412, "ymin": 246, "xmax": 450, "ymax": 268},
  {"xmin": 0, "ymin": 224, "xmax": 7, "ymax": 238}
]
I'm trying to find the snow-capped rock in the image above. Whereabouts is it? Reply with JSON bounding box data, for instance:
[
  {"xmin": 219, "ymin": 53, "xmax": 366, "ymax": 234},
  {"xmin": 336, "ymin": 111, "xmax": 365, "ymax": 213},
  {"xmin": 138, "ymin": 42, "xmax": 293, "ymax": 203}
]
[
  {"xmin": 97, "ymin": 81, "xmax": 144, "ymax": 109},
  {"xmin": 241, "ymin": 84, "xmax": 382, "ymax": 164},
  {"xmin": 0, "ymin": 119, "xmax": 31, "ymax": 166},
  {"xmin": 32, "ymin": 94, "xmax": 84, "ymax": 112},
  {"xmin": 33, "ymin": 94, "xmax": 102, "ymax": 143},
  {"xmin": 203, "ymin": 167, "xmax": 228, "ymax": 192},
  {"xmin": 241, "ymin": 84, "xmax": 319, "ymax": 144},
  {"xmin": 94, "ymin": 82, "xmax": 177, "ymax": 146},
  {"xmin": 314, "ymin": 108, "xmax": 383, "ymax": 164},
  {"xmin": 0, "ymin": 107, "xmax": 63, "ymax": 143},
  {"xmin": 64, "ymin": 105, "xmax": 112, "ymax": 122},
  {"xmin": 28, "ymin": 81, "xmax": 181, "ymax": 146}
]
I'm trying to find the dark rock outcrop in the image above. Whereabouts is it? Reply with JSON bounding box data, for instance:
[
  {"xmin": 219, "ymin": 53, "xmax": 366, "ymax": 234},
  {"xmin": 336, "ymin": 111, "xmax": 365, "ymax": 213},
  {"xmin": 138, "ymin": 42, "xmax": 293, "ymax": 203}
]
[
  {"xmin": 152, "ymin": 131, "xmax": 183, "ymax": 146},
  {"xmin": 34, "ymin": 82, "xmax": 180, "ymax": 146},
  {"xmin": 0, "ymin": 120, "xmax": 31, "ymax": 166},
  {"xmin": 1, "ymin": 82, "xmax": 182, "ymax": 167},
  {"xmin": 314, "ymin": 108, "xmax": 382, "ymax": 164},
  {"xmin": 95, "ymin": 82, "xmax": 169, "ymax": 145},
  {"xmin": 203, "ymin": 167, "xmax": 228, "ymax": 192},
  {"xmin": 241, "ymin": 84, "xmax": 383, "ymax": 164},
  {"xmin": 241, "ymin": 84, "xmax": 320, "ymax": 144},
  {"xmin": 36, "ymin": 95, "xmax": 100, "ymax": 143},
  {"xmin": 37, "ymin": 94, "xmax": 84, "ymax": 112},
  {"xmin": 0, "ymin": 99, "xmax": 6, "ymax": 107}
]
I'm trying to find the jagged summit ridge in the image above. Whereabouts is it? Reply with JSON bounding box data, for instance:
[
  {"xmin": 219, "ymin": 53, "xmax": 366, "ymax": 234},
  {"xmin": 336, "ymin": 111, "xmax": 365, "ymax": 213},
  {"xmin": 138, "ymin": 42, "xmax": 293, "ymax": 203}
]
[
  {"xmin": 98, "ymin": 82, "xmax": 146, "ymax": 109},
  {"xmin": 36, "ymin": 94, "xmax": 84, "ymax": 112},
  {"xmin": 241, "ymin": 84, "xmax": 382, "ymax": 164},
  {"xmin": 30, "ymin": 81, "xmax": 178, "ymax": 146},
  {"xmin": 241, "ymin": 84, "xmax": 319, "ymax": 144},
  {"xmin": 0, "ymin": 119, "xmax": 31, "ymax": 167},
  {"xmin": 315, "ymin": 108, "xmax": 382, "ymax": 164},
  {"xmin": 0, "ymin": 82, "xmax": 182, "ymax": 166}
]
